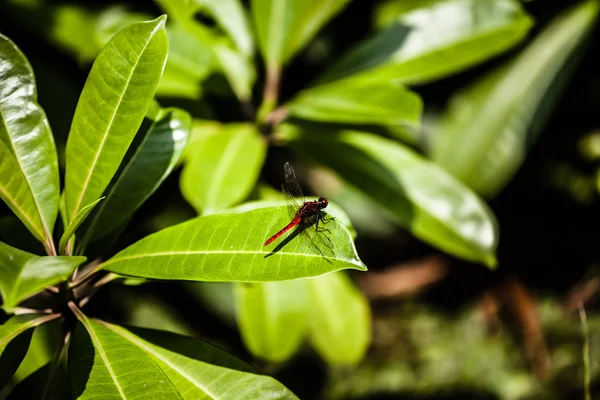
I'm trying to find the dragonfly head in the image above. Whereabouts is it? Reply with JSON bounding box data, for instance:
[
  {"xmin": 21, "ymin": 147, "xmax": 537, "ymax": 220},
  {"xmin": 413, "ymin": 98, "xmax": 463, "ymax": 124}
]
[{"xmin": 318, "ymin": 197, "xmax": 329, "ymax": 209}]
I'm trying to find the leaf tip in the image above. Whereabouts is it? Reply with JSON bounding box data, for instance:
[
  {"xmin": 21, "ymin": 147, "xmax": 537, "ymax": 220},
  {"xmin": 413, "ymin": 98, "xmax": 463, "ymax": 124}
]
[{"xmin": 484, "ymin": 254, "xmax": 498, "ymax": 270}]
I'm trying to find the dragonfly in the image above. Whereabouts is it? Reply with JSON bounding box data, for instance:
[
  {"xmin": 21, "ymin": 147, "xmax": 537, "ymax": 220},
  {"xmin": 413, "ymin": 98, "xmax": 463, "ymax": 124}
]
[{"xmin": 264, "ymin": 162, "xmax": 333, "ymax": 249}]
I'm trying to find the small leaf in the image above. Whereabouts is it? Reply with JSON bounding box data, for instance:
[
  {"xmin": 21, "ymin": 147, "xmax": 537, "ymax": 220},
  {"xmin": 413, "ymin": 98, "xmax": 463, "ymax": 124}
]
[
  {"xmin": 308, "ymin": 272, "xmax": 370, "ymax": 365},
  {"xmin": 80, "ymin": 108, "xmax": 190, "ymax": 251},
  {"xmin": 285, "ymin": 125, "xmax": 498, "ymax": 266},
  {"xmin": 101, "ymin": 206, "xmax": 366, "ymax": 282},
  {"xmin": 430, "ymin": 0, "xmax": 600, "ymax": 198},
  {"xmin": 251, "ymin": 0, "xmax": 351, "ymax": 67},
  {"xmin": 235, "ymin": 280, "xmax": 308, "ymax": 361},
  {"xmin": 86, "ymin": 322, "xmax": 299, "ymax": 399},
  {"xmin": 286, "ymin": 79, "xmax": 422, "ymax": 128},
  {"xmin": 69, "ymin": 312, "xmax": 181, "ymax": 399},
  {"xmin": 0, "ymin": 241, "xmax": 85, "ymax": 311},
  {"xmin": 197, "ymin": 0, "xmax": 254, "ymax": 56},
  {"xmin": 0, "ymin": 34, "xmax": 60, "ymax": 249},
  {"xmin": 63, "ymin": 16, "xmax": 169, "ymax": 223},
  {"xmin": 318, "ymin": 0, "xmax": 533, "ymax": 85},
  {"xmin": 0, "ymin": 314, "xmax": 59, "ymax": 389},
  {"xmin": 58, "ymin": 197, "xmax": 104, "ymax": 255},
  {"xmin": 181, "ymin": 123, "xmax": 266, "ymax": 214}
]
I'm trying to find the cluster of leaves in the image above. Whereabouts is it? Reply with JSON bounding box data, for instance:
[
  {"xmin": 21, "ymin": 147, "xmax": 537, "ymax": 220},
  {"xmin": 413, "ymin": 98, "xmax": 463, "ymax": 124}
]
[{"xmin": 1, "ymin": 0, "xmax": 599, "ymax": 398}]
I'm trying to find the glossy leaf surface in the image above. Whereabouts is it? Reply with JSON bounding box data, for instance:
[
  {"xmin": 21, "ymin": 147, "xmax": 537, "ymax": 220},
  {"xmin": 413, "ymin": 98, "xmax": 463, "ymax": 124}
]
[
  {"xmin": 0, "ymin": 242, "xmax": 85, "ymax": 311},
  {"xmin": 308, "ymin": 272, "xmax": 370, "ymax": 365},
  {"xmin": 63, "ymin": 17, "xmax": 168, "ymax": 222},
  {"xmin": 251, "ymin": 0, "xmax": 350, "ymax": 67},
  {"xmin": 319, "ymin": 0, "xmax": 532, "ymax": 85},
  {"xmin": 285, "ymin": 126, "xmax": 498, "ymax": 266},
  {"xmin": 430, "ymin": 0, "xmax": 600, "ymax": 198},
  {"xmin": 235, "ymin": 280, "xmax": 308, "ymax": 361},
  {"xmin": 102, "ymin": 206, "xmax": 366, "ymax": 281},
  {"xmin": 0, "ymin": 34, "xmax": 60, "ymax": 247},
  {"xmin": 181, "ymin": 123, "xmax": 266, "ymax": 214},
  {"xmin": 58, "ymin": 197, "xmax": 104, "ymax": 255}
]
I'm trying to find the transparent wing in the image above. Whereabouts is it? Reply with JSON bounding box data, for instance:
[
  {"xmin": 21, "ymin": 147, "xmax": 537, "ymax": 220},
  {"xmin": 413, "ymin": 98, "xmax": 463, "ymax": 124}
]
[{"xmin": 283, "ymin": 162, "xmax": 304, "ymax": 200}]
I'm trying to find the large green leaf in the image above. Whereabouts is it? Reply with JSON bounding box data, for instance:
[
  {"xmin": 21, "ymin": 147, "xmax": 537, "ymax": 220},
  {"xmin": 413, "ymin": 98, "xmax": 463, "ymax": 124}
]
[
  {"xmin": 284, "ymin": 125, "xmax": 498, "ymax": 266},
  {"xmin": 196, "ymin": 0, "xmax": 254, "ymax": 56},
  {"xmin": 318, "ymin": 0, "xmax": 533, "ymax": 85},
  {"xmin": 181, "ymin": 123, "xmax": 266, "ymax": 215},
  {"xmin": 308, "ymin": 272, "xmax": 370, "ymax": 365},
  {"xmin": 101, "ymin": 206, "xmax": 366, "ymax": 281},
  {"xmin": 0, "ymin": 241, "xmax": 86, "ymax": 311},
  {"xmin": 75, "ymin": 321, "xmax": 299, "ymax": 399},
  {"xmin": 0, "ymin": 34, "xmax": 60, "ymax": 250},
  {"xmin": 430, "ymin": 0, "xmax": 600, "ymax": 198},
  {"xmin": 80, "ymin": 108, "xmax": 190, "ymax": 251},
  {"xmin": 0, "ymin": 314, "xmax": 58, "ymax": 390},
  {"xmin": 251, "ymin": 0, "xmax": 351, "ymax": 67},
  {"xmin": 63, "ymin": 16, "xmax": 169, "ymax": 223},
  {"xmin": 235, "ymin": 280, "xmax": 308, "ymax": 361},
  {"xmin": 286, "ymin": 79, "xmax": 422, "ymax": 128}
]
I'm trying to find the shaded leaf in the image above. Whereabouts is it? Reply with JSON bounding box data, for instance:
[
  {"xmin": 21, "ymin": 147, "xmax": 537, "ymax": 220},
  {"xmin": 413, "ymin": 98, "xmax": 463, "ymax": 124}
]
[
  {"xmin": 318, "ymin": 0, "xmax": 533, "ymax": 85},
  {"xmin": 63, "ymin": 16, "xmax": 169, "ymax": 222},
  {"xmin": 0, "ymin": 215, "xmax": 45, "ymax": 255},
  {"xmin": 0, "ymin": 34, "xmax": 60, "ymax": 248},
  {"xmin": 102, "ymin": 206, "xmax": 366, "ymax": 282},
  {"xmin": 284, "ymin": 125, "xmax": 498, "ymax": 266},
  {"xmin": 181, "ymin": 123, "xmax": 266, "ymax": 214},
  {"xmin": 96, "ymin": 323, "xmax": 299, "ymax": 399},
  {"xmin": 213, "ymin": 42, "xmax": 256, "ymax": 101},
  {"xmin": 12, "ymin": 319, "xmax": 60, "ymax": 383},
  {"xmin": 430, "ymin": 0, "xmax": 600, "ymax": 198},
  {"xmin": 6, "ymin": 361, "xmax": 70, "ymax": 400},
  {"xmin": 80, "ymin": 108, "xmax": 190, "ymax": 251},
  {"xmin": 0, "ymin": 241, "xmax": 85, "ymax": 311},
  {"xmin": 0, "ymin": 314, "xmax": 60, "ymax": 389},
  {"xmin": 287, "ymin": 79, "xmax": 422, "ymax": 128},
  {"xmin": 58, "ymin": 197, "xmax": 104, "ymax": 255},
  {"xmin": 308, "ymin": 272, "xmax": 370, "ymax": 365},
  {"xmin": 235, "ymin": 280, "xmax": 308, "ymax": 361},
  {"xmin": 251, "ymin": 0, "xmax": 351, "ymax": 67}
]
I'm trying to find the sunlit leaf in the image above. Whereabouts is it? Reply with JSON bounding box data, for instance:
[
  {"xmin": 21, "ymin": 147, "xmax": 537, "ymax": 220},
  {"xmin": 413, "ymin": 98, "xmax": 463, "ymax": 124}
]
[
  {"xmin": 318, "ymin": 0, "xmax": 533, "ymax": 85},
  {"xmin": 80, "ymin": 108, "xmax": 190, "ymax": 251},
  {"xmin": 430, "ymin": 0, "xmax": 600, "ymax": 198},
  {"xmin": 308, "ymin": 272, "xmax": 370, "ymax": 365},
  {"xmin": 235, "ymin": 280, "xmax": 308, "ymax": 361},
  {"xmin": 286, "ymin": 79, "xmax": 422, "ymax": 128},
  {"xmin": 63, "ymin": 16, "xmax": 168, "ymax": 223},
  {"xmin": 283, "ymin": 125, "xmax": 498, "ymax": 266},
  {"xmin": 251, "ymin": 0, "xmax": 351, "ymax": 67},
  {"xmin": 0, "ymin": 34, "xmax": 60, "ymax": 249},
  {"xmin": 181, "ymin": 124, "xmax": 266, "ymax": 214},
  {"xmin": 101, "ymin": 206, "xmax": 366, "ymax": 281},
  {"xmin": 0, "ymin": 242, "xmax": 85, "ymax": 311},
  {"xmin": 58, "ymin": 197, "xmax": 104, "ymax": 255},
  {"xmin": 213, "ymin": 42, "xmax": 256, "ymax": 101},
  {"xmin": 196, "ymin": 0, "xmax": 254, "ymax": 56}
]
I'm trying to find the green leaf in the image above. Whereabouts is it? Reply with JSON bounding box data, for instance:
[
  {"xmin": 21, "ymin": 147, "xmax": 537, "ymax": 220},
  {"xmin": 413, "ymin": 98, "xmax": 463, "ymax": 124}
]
[
  {"xmin": 285, "ymin": 125, "xmax": 498, "ymax": 266},
  {"xmin": 213, "ymin": 42, "xmax": 257, "ymax": 102},
  {"xmin": 181, "ymin": 123, "xmax": 266, "ymax": 214},
  {"xmin": 308, "ymin": 272, "xmax": 370, "ymax": 365},
  {"xmin": 196, "ymin": 0, "xmax": 254, "ymax": 56},
  {"xmin": 318, "ymin": 0, "xmax": 533, "ymax": 85},
  {"xmin": 6, "ymin": 361, "xmax": 70, "ymax": 400},
  {"xmin": 69, "ymin": 312, "xmax": 181, "ymax": 399},
  {"xmin": 12, "ymin": 319, "xmax": 60, "ymax": 383},
  {"xmin": 0, "ymin": 241, "xmax": 85, "ymax": 311},
  {"xmin": 286, "ymin": 79, "xmax": 422, "ymax": 128},
  {"xmin": 63, "ymin": 16, "xmax": 169, "ymax": 223},
  {"xmin": 0, "ymin": 34, "xmax": 60, "ymax": 249},
  {"xmin": 251, "ymin": 0, "xmax": 351, "ymax": 67},
  {"xmin": 50, "ymin": 5, "xmax": 101, "ymax": 63},
  {"xmin": 58, "ymin": 197, "xmax": 104, "ymax": 255},
  {"xmin": 0, "ymin": 315, "xmax": 58, "ymax": 389},
  {"xmin": 0, "ymin": 215, "xmax": 45, "ymax": 255},
  {"xmin": 80, "ymin": 322, "xmax": 299, "ymax": 399},
  {"xmin": 80, "ymin": 108, "xmax": 190, "ymax": 251},
  {"xmin": 430, "ymin": 0, "xmax": 600, "ymax": 198},
  {"xmin": 235, "ymin": 280, "xmax": 308, "ymax": 361},
  {"xmin": 101, "ymin": 206, "xmax": 366, "ymax": 282}
]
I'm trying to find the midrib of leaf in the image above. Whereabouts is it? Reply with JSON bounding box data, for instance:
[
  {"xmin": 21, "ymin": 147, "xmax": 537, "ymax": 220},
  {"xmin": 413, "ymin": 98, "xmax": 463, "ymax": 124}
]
[
  {"xmin": 204, "ymin": 130, "xmax": 247, "ymax": 211},
  {"xmin": 267, "ymin": 0, "xmax": 286, "ymax": 67},
  {"xmin": 0, "ymin": 112, "xmax": 47, "ymax": 242},
  {"xmin": 70, "ymin": 25, "xmax": 161, "ymax": 222},
  {"xmin": 74, "ymin": 311, "xmax": 127, "ymax": 399},
  {"xmin": 0, "ymin": 314, "xmax": 59, "ymax": 347},
  {"xmin": 99, "ymin": 322, "xmax": 220, "ymax": 398}
]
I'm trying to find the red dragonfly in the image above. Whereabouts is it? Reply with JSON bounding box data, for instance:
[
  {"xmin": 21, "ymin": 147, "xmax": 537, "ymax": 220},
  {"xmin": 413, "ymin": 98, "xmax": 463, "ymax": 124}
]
[{"xmin": 264, "ymin": 162, "xmax": 331, "ymax": 247}]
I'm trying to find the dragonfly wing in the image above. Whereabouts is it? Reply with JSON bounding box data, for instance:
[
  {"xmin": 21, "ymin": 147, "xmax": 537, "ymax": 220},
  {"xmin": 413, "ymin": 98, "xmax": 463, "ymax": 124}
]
[
  {"xmin": 282, "ymin": 183, "xmax": 299, "ymax": 219},
  {"xmin": 284, "ymin": 162, "xmax": 305, "ymax": 200}
]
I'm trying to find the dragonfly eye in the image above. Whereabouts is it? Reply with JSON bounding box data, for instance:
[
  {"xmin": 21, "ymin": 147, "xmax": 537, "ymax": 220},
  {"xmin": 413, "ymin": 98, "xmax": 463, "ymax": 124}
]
[{"xmin": 318, "ymin": 197, "xmax": 329, "ymax": 207}]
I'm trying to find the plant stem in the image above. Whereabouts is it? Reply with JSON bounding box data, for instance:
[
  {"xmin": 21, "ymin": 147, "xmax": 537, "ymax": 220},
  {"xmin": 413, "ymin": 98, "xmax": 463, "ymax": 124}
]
[{"xmin": 258, "ymin": 65, "xmax": 282, "ymax": 125}]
